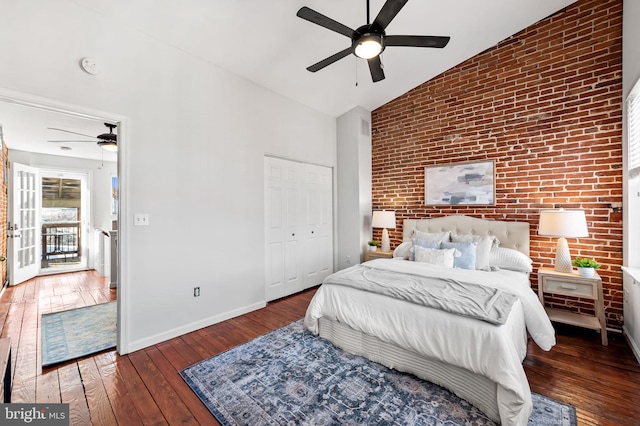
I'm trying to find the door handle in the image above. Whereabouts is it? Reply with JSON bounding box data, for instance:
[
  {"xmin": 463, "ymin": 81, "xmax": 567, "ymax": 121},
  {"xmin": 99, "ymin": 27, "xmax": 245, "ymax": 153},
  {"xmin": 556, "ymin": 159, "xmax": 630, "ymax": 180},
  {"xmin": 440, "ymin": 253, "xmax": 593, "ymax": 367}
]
[{"xmin": 560, "ymin": 284, "xmax": 577, "ymax": 290}]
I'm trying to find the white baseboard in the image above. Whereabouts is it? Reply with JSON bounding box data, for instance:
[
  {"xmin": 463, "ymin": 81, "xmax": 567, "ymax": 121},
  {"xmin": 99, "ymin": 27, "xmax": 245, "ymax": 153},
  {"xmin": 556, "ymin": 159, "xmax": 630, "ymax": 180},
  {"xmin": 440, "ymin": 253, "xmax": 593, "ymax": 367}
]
[
  {"xmin": 124, "ymin": 301, "xmax": 266, "ymax": 354},
  {"xmin": 623, "ymin": 325, "xmax": 640, "ymax": 364}
]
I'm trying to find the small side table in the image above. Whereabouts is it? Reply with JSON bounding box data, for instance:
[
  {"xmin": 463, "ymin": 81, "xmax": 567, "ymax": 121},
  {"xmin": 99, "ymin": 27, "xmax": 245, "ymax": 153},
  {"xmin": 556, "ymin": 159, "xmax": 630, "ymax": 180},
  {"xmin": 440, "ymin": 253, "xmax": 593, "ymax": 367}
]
[
  {"xmin": 537, "ymin": 267, "xmax": 607, "ymax": 346},
  {"xmin": 364, "ymin": 250, "xmax": 393, "ymax": 262}
]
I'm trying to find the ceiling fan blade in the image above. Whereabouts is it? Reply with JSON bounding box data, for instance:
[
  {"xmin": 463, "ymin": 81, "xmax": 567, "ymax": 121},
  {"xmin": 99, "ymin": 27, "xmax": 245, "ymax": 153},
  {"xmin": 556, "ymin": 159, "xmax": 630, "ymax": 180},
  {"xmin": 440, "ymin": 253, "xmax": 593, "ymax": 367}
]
[
  {"xmin": 385, "ymin": 35, "xmax": 451, "ymax": 48},
  {"xmin": 47, "ymin": 127, "xmax": 96, "ymax": 139},
  {"xmin": 297, "ymin": 7, "xmax": 354, "ymax": 38},
  {"xmin": 373, "ymin": 0, "xmax": 409, "ymax": 30},
  {"xmin": 307, "ymin": 47, "xmax": 352, "ymax": 72},
  {"xmin": 368, "ymin": 56, "xmax": 385, "ymax": 82},
  {"xmin": 47, "ymin": 140, "xmax": 97, "ymax": 143}
]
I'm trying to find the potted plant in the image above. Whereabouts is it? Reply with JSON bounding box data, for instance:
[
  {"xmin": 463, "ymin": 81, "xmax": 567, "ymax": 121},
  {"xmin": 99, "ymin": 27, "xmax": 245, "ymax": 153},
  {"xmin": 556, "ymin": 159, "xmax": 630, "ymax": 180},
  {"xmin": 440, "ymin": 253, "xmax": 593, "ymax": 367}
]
[
  {"xmin": 368, "ymin": 240, "xmax": 380, "ymax": 252},
  {"xmin": 572, "ymin": 257, "xmax": 600, "ymax": 277}
]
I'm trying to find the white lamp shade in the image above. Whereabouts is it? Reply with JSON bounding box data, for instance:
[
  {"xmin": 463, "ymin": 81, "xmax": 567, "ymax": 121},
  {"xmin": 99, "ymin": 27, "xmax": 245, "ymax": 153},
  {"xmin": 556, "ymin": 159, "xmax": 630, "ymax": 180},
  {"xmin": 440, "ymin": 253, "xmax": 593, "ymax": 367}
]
[
  {"xmin": 538, "ymin": 209, "xmax": 588, "ymax": 238},
  {"xmin": 538, "ymin": 208, "xmax": 588, "ymax": 273},
  {"xmin": 372, "ymin": 210, "xmax": 396, "ymax": 229}
]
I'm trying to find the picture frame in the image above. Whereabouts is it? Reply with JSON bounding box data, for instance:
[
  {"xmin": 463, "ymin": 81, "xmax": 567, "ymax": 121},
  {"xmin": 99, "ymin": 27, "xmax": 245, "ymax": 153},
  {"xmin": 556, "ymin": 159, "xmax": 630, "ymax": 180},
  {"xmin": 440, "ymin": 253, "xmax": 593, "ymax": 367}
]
[{"xmin": 424, "ymin": 160, "xmax": 495, "ymax": 206}]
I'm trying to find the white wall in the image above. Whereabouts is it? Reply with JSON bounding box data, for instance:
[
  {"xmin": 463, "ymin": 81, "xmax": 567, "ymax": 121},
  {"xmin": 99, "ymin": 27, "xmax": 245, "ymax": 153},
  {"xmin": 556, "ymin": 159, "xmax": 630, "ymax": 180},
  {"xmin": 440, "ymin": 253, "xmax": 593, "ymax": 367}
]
[
  {"xmin": 622, "ymin": 0, "xmax": 640, "ymax": 361},
  {"xmin": 336, "ymin": 107, "xmax": 372, "ymax": 270},
  {"xmin": 0, "ymin": 0, "xmax": 336, "ymax": 353}
]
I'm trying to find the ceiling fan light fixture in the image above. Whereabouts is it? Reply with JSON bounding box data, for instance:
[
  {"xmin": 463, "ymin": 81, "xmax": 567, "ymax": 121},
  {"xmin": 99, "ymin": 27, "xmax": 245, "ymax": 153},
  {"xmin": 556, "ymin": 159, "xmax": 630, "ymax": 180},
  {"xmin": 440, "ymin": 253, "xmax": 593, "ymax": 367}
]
[
  {"xmin": 98, "ymin": 141, "xmax": 118, "ymax": 152},
  {"xmin": 353, "ymin": 34, "xmax": 383, "ymax": 59}
]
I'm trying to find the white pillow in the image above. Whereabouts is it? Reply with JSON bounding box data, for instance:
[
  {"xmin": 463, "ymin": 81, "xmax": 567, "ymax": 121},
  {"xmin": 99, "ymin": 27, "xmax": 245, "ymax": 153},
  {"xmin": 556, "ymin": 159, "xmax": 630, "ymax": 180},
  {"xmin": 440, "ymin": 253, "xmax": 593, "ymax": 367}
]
[
  {"xmin": 451, "ymin": 234, "xmax": 500, "ymax": 271},
  {"xmin": 413, "ymin": 246, "xmax": 459, "ymax": 268},
  {"xmin": 490, "ymin": 246, "xmax": 533, "ymax": 273},
  {"xmin": 413, "ymin": 230, "xmax": 451, "ymax": 243},
  {"xmin": 393, "ymin": 241, "xmax": 413, "ymax": 259}
]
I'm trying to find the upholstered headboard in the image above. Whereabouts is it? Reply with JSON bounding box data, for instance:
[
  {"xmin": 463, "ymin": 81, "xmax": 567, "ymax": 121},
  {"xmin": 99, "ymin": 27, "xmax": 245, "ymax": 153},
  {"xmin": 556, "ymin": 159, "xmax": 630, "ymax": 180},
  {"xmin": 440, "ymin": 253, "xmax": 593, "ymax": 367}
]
[{"xmin": 403, "ymin": 215, "xmax": 530, "ymax": 256}]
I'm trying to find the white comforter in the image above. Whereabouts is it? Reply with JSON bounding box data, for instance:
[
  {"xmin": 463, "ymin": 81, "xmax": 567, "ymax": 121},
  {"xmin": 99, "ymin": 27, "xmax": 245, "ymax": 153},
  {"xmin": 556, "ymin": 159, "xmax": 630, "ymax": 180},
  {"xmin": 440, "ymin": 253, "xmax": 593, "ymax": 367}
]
[{"xmin": 304, "ymin": 258, "xmax": 556, "ymax": 426}]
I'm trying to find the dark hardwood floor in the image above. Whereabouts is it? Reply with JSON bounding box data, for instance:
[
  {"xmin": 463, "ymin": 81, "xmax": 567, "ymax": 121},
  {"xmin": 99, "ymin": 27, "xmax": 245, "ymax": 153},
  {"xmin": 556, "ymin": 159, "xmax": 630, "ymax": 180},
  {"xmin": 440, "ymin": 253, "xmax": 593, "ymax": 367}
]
[{"xmin": 0, "ymin": 271, "xmax": 639, "ymax": 425}]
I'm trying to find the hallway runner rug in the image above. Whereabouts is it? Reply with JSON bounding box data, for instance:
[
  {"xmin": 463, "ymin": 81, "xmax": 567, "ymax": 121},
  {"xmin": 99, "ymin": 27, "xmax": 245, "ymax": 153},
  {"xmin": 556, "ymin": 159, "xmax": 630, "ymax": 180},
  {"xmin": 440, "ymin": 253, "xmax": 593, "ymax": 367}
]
[
  {"xmin": 41, "ymin": 301, "xmax": 117, "ymax": 367},
  {"xmin": 181, "ymin": 320, "xmax": 576, "ymax": 425}
]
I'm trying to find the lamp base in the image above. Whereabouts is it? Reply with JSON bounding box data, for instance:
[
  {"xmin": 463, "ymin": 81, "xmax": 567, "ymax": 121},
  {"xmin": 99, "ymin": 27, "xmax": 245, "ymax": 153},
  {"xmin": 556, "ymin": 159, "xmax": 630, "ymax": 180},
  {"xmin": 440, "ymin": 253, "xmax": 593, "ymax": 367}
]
[
  {"xmin": 381, "ymin": 228, "xmax": 390, "ymax": 252},
  {"xmin": 553, "ymin": 237, "xmax": 574, "ymax": 273}
]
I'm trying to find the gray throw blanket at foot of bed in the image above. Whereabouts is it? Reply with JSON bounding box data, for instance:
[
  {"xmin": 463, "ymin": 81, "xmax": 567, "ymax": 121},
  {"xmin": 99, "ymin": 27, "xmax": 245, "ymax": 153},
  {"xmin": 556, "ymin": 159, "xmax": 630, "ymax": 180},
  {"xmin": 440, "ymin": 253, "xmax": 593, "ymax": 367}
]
[{"xmin": 325, "ymin": 263, "xmax": 517, "ymax": 325}]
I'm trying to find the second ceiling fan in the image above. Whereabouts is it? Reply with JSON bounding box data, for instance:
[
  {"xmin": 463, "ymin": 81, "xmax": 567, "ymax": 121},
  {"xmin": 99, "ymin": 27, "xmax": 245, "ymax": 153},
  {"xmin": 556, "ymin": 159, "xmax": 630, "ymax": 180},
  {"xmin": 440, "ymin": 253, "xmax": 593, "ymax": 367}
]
[
  {"xmin": 48, "ymin": 122, "xmax": 118, "ymax": 152},
  {"xmin": 297, "ymin": 0, "xmax": 450, "ymax": 82}
]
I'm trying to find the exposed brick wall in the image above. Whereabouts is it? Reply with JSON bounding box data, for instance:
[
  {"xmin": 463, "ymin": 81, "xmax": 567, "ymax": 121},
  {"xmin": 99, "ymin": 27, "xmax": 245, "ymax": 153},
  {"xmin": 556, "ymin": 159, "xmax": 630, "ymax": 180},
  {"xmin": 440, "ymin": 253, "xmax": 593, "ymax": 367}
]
[{"xmin": 371, "ymin": 0, "xmax": 623, "ymax": 329}]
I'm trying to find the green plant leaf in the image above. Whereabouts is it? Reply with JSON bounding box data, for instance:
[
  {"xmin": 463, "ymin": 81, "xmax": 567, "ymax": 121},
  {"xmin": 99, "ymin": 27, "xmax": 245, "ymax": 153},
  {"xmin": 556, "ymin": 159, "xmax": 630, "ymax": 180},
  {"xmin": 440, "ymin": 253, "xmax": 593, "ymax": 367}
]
[{"xmin": 571, "ymin": 257, "xmax": 600, "ymax": 269}]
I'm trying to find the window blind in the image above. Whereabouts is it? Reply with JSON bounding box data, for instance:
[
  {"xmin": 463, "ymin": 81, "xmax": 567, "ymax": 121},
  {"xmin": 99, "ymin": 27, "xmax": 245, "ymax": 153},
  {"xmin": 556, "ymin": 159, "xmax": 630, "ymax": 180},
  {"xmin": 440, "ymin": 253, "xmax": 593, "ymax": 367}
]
[{"xmin": 629, "ymin": 92, "xmax": 640, "ymax": 176}]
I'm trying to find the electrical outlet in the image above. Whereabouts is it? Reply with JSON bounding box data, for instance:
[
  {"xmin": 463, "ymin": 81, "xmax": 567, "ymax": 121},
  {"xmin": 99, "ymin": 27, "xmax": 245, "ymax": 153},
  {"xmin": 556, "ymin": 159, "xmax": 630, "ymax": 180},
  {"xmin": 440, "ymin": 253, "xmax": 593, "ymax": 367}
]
[
  {"xmin": 346, "ymin": 256, "xmax": 351, "ymax": 264},
  {"xmin": 194, "ymin": 287, "xmax": 200, "ymax": 297}
]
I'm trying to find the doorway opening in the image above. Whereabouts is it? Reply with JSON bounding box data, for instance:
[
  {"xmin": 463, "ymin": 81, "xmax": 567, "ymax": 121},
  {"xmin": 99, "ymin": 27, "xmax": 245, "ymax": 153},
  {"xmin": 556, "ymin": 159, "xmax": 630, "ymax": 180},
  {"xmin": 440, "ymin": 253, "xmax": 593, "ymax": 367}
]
[
  {"xmin": 0, "ymin": 89, "xmax": 126, "ymax": 352},
  {"xmin": 40, "ymin": 171, "xmax": 89, "ymax": 272}
]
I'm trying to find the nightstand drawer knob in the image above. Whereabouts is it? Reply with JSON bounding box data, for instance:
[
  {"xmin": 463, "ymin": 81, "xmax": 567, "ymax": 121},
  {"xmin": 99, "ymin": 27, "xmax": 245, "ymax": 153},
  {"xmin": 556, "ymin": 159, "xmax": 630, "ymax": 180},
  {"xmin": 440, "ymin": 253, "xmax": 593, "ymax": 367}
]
[{"xmin": 561, "ymin": 284, "xmax": 578, "ymax": 290}]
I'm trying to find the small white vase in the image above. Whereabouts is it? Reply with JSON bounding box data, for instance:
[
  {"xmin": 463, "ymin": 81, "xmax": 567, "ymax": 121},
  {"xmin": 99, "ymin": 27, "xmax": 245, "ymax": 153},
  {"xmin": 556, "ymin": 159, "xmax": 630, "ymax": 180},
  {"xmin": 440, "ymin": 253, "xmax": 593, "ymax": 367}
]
[
  {"xmin": 368, "ymin": 246, "xmax": 377, "ymax": 252},
  {"xmin": 577, "ymin": 267, "xmax": 595, "ymax": 277}
]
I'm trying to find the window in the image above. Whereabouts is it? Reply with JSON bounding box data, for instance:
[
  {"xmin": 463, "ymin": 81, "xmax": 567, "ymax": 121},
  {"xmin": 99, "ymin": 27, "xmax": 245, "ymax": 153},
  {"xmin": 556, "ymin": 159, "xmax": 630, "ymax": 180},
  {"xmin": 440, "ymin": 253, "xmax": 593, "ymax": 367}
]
[
  {"xmin": 41, "ymin": 207, "xmax": 78, "ymax": 222},
  {"xmin": 628, "ymin": 83, "xmax": 640, "ymax": 177}
]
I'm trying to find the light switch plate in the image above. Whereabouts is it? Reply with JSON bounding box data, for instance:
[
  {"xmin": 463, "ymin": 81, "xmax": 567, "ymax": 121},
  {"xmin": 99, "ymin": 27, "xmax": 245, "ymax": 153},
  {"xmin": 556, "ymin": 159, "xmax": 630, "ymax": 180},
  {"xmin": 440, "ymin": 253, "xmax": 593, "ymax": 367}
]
[{"xmin": 134, "ymin": 213, "xmax": 150, "ymax": 226}]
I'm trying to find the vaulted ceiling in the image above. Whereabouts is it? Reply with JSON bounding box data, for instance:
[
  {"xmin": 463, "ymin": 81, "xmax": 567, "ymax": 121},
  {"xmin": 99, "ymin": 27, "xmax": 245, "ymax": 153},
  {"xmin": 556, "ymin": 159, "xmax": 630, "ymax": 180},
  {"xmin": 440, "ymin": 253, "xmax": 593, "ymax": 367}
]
[
  {"xmin": 0, "ymin": 0, "xmax": 577, "ymax": 159},
  {"xmin": 76, "ymin": 0, "xmax": 577, "ymax": 117}
]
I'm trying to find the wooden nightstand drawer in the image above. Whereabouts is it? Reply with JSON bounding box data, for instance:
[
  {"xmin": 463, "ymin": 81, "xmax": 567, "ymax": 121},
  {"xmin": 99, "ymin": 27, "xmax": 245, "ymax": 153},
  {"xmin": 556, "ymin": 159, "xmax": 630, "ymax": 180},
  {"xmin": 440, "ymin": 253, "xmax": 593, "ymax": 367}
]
[
  {"xmin": 542, "ymin": 277, "xmax": 596, "ymax": 299},
  {"xmin": 364, "ymin": 250, "xmax": 393, "ymax": 261}
]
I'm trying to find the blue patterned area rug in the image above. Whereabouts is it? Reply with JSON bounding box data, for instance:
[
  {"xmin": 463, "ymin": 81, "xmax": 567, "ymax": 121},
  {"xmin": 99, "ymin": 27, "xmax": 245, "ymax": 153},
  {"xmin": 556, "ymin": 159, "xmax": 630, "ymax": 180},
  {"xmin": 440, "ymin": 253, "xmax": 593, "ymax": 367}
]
[
  {"xmin": 181, "ymin": 320, "xmax": 576, "ymax": 426},
  {"xmin": 41, "ymin": 301, "xmax": 117, "ymax": 367}
]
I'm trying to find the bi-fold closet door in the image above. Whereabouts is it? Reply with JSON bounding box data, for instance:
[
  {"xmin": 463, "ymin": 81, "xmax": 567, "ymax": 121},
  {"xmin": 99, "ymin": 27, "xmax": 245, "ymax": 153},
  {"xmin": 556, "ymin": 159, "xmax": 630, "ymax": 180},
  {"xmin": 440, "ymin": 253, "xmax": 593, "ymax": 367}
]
[{"xmin": 264, "ymin": 156, "xmax": 333, "ymax": 301}]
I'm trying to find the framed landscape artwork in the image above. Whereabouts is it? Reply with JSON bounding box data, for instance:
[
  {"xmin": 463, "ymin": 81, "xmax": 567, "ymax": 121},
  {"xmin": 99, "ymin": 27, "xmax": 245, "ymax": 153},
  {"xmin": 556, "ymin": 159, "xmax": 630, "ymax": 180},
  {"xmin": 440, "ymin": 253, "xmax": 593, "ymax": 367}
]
[{"xmin": 424, "ymin": 160, "xmax": 495, "ymax": 206}]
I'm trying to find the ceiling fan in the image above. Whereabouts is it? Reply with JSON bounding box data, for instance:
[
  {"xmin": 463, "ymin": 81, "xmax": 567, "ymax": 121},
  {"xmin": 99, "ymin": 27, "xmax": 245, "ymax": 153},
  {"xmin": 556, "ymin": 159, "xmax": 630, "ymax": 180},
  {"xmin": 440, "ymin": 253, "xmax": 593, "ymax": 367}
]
[
  {"xmin": 48, "ymin": 122, "xmax": 118, "ymax": 152},
  {"xmin": 297, "ymin": 0, "xmax": 450, "ymax": 82}
]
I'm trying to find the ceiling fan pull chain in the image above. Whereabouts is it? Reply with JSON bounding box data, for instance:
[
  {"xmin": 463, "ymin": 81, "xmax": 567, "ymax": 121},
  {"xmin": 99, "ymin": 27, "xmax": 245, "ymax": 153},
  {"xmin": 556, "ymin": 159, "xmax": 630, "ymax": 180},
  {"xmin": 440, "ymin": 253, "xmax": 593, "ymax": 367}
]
[{"xmin": 355, "ymin": 58, "xmax": 359, "ymax": 87}]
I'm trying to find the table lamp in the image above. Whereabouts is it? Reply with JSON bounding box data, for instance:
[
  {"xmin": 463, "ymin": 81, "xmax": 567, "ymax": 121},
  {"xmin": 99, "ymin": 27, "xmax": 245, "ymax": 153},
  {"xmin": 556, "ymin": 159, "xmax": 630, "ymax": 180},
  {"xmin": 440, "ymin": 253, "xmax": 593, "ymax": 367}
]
[
  {"xmin": 372, "ymin": 210, "xmax": 396, "ymax": 252},
  {"xmin": 538, "ymin": 208, "xmax": 589, "ymax": 273}
]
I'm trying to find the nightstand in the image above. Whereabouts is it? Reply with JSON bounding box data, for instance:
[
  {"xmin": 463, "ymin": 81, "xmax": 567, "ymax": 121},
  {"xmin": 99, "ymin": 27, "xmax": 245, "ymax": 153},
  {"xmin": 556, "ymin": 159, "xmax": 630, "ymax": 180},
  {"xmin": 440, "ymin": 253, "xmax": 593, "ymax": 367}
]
[
  {"xmin": 537, "ymin": 267, "xmax": 607, "ymax": 346},
  {"xmin": 364, "ymin": 250, "xmax": 393, "ymax": 261}
]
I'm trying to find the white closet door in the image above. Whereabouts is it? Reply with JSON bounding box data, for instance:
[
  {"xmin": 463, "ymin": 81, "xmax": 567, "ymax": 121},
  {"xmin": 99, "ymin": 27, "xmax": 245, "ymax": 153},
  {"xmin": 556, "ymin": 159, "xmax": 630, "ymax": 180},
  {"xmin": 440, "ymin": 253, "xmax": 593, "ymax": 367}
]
[
  {"xmin": 265, "ymin": 157, "xmax": 301, "ymax": 301},
  {"xmin": 301, "ymin": 163, "xmax": 333, "ymax": 288},
  {"xmin": 265, "ymin": 157, "xmax": 333, "ymax": 301}
]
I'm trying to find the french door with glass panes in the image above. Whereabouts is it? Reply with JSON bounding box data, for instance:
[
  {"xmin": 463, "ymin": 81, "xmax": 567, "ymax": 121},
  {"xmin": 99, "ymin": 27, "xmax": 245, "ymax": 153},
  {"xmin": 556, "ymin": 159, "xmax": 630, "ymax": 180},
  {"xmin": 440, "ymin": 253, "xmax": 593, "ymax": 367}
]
[{"xmin": 9, "ymin": 162, "xmax": 40, "ymax": 285}]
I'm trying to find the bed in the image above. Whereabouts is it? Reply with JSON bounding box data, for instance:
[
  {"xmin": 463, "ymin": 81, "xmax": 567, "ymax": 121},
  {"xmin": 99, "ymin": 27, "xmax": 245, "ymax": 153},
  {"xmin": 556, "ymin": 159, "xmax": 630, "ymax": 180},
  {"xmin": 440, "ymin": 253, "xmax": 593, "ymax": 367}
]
[{"xmin": 304, "ymin": 215, "xmax": 556, "ymax": 426}]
